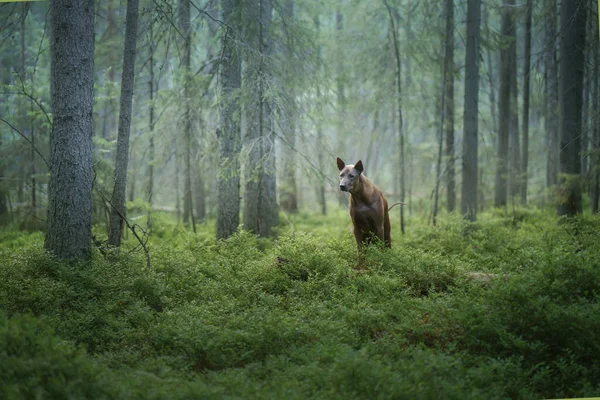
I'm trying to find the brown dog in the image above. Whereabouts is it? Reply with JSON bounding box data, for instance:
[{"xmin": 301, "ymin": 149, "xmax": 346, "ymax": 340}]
[{"xmin": 337, "ymin": 157, "xmax": 403, "ymax": 266}]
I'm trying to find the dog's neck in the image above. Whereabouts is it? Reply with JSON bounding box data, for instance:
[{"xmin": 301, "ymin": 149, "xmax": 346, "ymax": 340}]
[{"xmin": 350, "ymin": 175, "xmax": 374, "ymax": 204}]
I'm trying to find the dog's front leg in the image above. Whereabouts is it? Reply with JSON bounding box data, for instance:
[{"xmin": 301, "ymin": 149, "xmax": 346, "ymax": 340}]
[{"xmin": 353, "ymin": 228, "xmax": 365, "ymax": 270}]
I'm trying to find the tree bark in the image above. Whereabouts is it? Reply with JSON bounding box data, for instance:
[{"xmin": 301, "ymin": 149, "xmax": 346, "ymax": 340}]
[
  {"xmin": 545, "ymin": 0, "xmax": 559, "ymax": 188},
  {"xmin": 107, "ymin": 0, "xmax": 139, "ymax": 247},
  {"xmin": 179, "ymin": 0, "xmax": 196, "ymax": 232},
  {"xmin": 0, "ymin": 58, "xmax": 9, "ymax": 224},
  {"xmin": 444, "ymin": 0, "xmax": 455, "ymax": 213},
  {"xmin": 384, "ymin": 0, "xmax": 405, "ymax": 234},
  {"xmin": 461, "ymin": 0, "xmax": 481, "ymax": 221},
  {"xmin": 279, "ymin": 0, "xmax": 298, "ymax": 214},
  {"xmin": 557, "ymin": 0, "xmax": 586, "ymax": 216},
  {"xmin": 494, "ymin": 0, "xmax": 513, "ymax": 208},
  {"xmin": 243, "ymin": 0, "xmax": 277, "ymax": 236},
  {"xmin": 520, "ymin": 0, "xmax": 532, "ymax": 204},
  {"xmin": 484, "ymin": 4, "xmax": 497, "ymax": 140},
  {"xmin": 45, "ymin": 0, "xmax": 95, "ymax": 260},
  {"xmin": 216, "ymin": 0, "xmax": 242, "ymax": 239},
  {"xmin": 315, "ymin": 16, "xmax": 326, "ymax": 216},
  {"xmin": 591, "ymin": 0, "xmax": 599, "ymax": 213},
  {"xmin": 508, "ymin": 2, "xmax": 520, "ymax": 204},
  {"xmin": 433, "ymin": 66, "xmax": 446, "ymax": 226},
  {"xmin": 146, "ymin": 18, "xmax": 156, "ymax": 229}
]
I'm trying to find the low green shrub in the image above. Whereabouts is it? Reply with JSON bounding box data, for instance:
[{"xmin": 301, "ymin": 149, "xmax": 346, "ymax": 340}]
[{"xmin": 0, "ymin": 209, "xmax": 599, "ymax": 398}]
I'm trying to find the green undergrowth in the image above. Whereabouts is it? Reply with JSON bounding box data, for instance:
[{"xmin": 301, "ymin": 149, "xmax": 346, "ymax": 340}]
[{"xmin": 1, "ymin": 208, "xmax": 599, "ymax": 399}]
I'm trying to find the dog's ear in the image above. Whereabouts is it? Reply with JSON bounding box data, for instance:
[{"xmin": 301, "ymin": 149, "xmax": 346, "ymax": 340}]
[
  {"xmin": 336, "ymin": 157, "xmax": 345, "ymax": 171},
  {"xmin": 354, "ymin": 160, "xmax": 364, "ymax": 174}
]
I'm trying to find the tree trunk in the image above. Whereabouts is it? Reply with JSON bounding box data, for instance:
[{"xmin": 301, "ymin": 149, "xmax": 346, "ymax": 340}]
[
  {"xmin": 591, "ymin": 0, "xmax": 599, "ymax": 213},
  {"xmin": 508, "ymin": 4, "xmax": 520, "ymax": 204},
  {"xmin": 315, "ymin": 16, "xmax": 326, "ymax": 216},
  {"xmin": 558, "ymin": 0, "xmax": 586, "ymax": 216},
  {"xmin": 581, "ymin": 0, "xmax": 592, "ymax": 179},
  {"xmin": 433, "ymin": 66, "xmax": 446, "ymax": 226},
  {"xmin": 175, "ymin": 143, "xmax": 181, "ymax": 221},
  {"xmin": 336, "ymin": 10, "xmax": 345, "ymax": 110},
  {"xmin": 494, "ymin": 0, "xmax": 513, "ymax": 208},
  {"xmin": 179, "ymin": 0, "xmax": 196, "ymax": 232},
  {"xmin": 45, "ymin": 0, "xmax": 95, "ymax": 260},
  {"xmin": 279, "ymin": 0, "xmax": 298, "ymax": 214},
  {"xmin": 461, "ymin": 0, "xmax": 481, "ymax": 221},
  {"xmin": 0, "ymin": 53, "xmax": 11, "ymax": 224},
  {"xmin": 444, "ymin": 0, "xmax": 455, "ymax": 213},
  {"xmin": 21, "ymin": 4, "xmax": 37, "ymax": 218},
  {"xmin": 545, "ymin": 0, "xmax": 559, "ymax": 188},
  {"xmin": 243, "ymin": 0, "xmax": 277, "ymax": 236},
  {"xmin": 107, "ymin": 0, "xmax": 139, "ymax": 247},
  {"xmin": 146, "ymin": 18, "xmax": 156, "ymax": 229},
  {"xmin": 100, "ymin": 3, "xmax": 118, "ymax": 142},
  {"xmin": 384, "ymin": 0, "xmax": 405, "ymax": 234},
  {"xmin": 520, "ymin": 0, "xmax": 532, "ymax": 204},
  {"xmin": 194, "ymin": 152, "xmax": 206, "ymax": 222},
  {"xmin": 128, "ymin": 140, "xmax": 136, "ymax": 203},
  {"xmin": 216, "ymin": 0, "xmax": 242, "ymax": 239},
  {"xmin": 484, "ymin": 4, "xmax": 497, "ymax": 139}
]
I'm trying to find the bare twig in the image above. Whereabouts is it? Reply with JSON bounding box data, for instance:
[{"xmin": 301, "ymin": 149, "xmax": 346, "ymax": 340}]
[
  {"xmin": 93, "ymin": 176, "xmax": 151, "ymax": 269},
  {"xmin": 0, "ymin": 115, "xmax": 50, "ymax": 169},
  {"xmin": 14, "ymin": 70, "xmax": 53, "ymax": 127}
]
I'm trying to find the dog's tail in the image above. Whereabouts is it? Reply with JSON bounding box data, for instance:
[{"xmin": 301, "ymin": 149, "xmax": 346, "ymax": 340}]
[{"xmin": 388, "ymin": 202, "xmax": 406, "ymax": 211}]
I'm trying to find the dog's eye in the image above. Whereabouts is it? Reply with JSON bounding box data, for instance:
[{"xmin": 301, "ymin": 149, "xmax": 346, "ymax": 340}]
[{"xmin": 349, "ymin": 174, "xmax": 355, "ymax": 178}]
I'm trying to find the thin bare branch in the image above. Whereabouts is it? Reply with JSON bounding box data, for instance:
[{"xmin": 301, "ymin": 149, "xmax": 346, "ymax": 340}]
[{"xmin": 0, "ymin": 116, "xmax": 50, "ymax": 169}]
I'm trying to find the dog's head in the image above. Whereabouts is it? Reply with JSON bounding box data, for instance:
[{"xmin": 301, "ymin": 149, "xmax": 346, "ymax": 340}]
[{"xmin": 336, "ymin": 157, "xmax": 363, "ymax": 193}]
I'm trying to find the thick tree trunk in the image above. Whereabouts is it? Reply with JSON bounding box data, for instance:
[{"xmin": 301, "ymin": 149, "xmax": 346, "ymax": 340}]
[
  {"xmin": 243, "ymin": 0, "xmax": 277, "ymax": 236},
  {"xmin": 384, "ymin": 0, "xmax": 405, "ymax": 234},
  {"xmin": 557, "ymin": 0, "xmax": 586, "ymax": 216},
  {"xmin": 461, "ymin": 0, "xmax": 481, "ymax": 221},
  {"xmin": 216, "ymin": 0, "xmax": 242, "ymax": 239},
  {"xmin": 494, "ymin": 0, "xmax": 513, "ymax": 208},
  {"xmin": 107, "ymin": 0, "xmax": 139, "ymax": 247},
  {"xmin": 444, "ymin": 0, "xmax": 455, "ymax": 213},
  {"xmin": 520, "ymin": 0, "xmax": 532, "ymax": 204},
  {"xmin": 545, "ymin": 0, "xmax": 559, "ymax": 188},
  {"xmin": 279, "ymin": 0, "xmax": 298, "ymax": 214},
  {"xmin": 45, "ymin": 0, "xmax": 95, "ymax": 260}
]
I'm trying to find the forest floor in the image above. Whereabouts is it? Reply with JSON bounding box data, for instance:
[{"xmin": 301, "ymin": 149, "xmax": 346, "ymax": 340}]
[{"xmin": 1, "ymin": 207, "xmax": 600, "ymax": 399}]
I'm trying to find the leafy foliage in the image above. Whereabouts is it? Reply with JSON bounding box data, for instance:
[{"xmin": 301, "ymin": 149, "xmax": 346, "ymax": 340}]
[{"xmin": 1, "ymin": 210, "xmax": 600, "ymax": 398}]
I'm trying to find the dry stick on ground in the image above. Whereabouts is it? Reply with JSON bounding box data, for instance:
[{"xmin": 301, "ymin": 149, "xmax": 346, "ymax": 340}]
[{"xmin": 93, "ymin": 170, "xmax": 151, "ymax": 269}]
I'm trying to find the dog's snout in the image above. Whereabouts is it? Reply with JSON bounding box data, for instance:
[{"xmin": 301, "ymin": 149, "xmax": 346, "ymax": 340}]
[{"xmin": 340, "ymin": 184, "xmax": 348, "ymax": 192}]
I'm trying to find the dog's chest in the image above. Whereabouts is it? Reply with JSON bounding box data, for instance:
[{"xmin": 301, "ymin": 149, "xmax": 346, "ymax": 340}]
[{"xmin": 350, "ymin": 203, "xmax": 379, "ymax": 231}]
